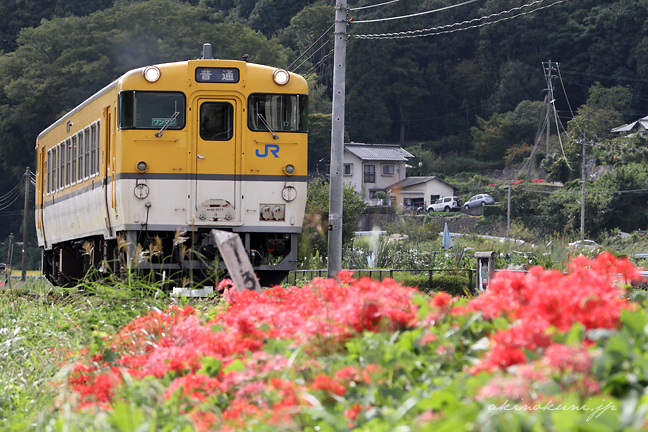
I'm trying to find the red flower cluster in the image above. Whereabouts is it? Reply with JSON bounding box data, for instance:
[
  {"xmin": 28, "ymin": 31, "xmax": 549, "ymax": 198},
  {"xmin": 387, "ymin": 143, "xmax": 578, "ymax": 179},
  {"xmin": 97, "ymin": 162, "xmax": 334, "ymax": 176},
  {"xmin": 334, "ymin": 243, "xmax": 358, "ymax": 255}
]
[
  {"xmin": 531, "ymin": 178, "xmax": 545, "ymax": 183},
  {"xmin": 61, "ymin": 271, "xmax": 418, "ymax": 429},
  {"xmin": 467, "ymin": 252, "xmax": 639, "ymax": 373}
]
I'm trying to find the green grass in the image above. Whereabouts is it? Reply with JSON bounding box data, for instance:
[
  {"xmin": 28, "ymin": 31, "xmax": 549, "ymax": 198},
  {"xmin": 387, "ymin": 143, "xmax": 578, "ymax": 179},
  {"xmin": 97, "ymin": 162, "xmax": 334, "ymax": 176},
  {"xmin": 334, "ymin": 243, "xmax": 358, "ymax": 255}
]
[{"xmin": 0, "ymin": 278, "xmax": 180, "ymax": 429}]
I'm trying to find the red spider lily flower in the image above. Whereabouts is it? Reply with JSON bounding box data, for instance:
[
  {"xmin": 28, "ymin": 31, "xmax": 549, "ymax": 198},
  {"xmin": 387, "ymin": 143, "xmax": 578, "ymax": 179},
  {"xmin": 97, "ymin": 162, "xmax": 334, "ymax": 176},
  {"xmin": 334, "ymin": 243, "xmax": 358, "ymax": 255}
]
[{"xmin": 311, "ymin": 374, "xmax": 347, "ymax": 396}]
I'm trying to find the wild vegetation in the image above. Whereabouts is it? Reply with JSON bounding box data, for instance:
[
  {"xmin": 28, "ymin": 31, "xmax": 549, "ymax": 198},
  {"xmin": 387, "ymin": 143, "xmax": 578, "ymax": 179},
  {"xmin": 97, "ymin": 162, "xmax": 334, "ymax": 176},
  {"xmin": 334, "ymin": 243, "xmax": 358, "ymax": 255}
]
[
  {"xmin": 2, "ymin": 0, "xmax": 648, "ymax": 266},
  {"xmin": 3, "ymin": 253, "xmax": 648, "ymax": 430}
]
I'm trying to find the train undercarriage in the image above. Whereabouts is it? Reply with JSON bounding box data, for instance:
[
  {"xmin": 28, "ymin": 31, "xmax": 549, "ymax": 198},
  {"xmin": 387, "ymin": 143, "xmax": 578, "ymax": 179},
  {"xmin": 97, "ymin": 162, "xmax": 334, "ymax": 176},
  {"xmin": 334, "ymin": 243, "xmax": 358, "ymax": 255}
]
[{"xmin": 42, "ymin": 230, "xmax": 298, "ymax": 289}]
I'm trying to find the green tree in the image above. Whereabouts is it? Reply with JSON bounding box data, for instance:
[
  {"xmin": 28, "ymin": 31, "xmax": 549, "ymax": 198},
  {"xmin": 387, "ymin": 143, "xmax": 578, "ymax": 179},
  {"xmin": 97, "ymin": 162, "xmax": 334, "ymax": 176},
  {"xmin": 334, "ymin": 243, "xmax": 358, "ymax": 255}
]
[{"xmin": 470, "ymin": 113, "xmax": 514, "ymax": 162}]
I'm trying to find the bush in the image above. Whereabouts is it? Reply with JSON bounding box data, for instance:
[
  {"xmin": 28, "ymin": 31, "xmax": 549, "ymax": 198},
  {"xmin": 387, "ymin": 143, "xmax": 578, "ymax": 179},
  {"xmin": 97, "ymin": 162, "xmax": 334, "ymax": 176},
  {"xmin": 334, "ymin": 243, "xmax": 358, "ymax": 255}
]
[{"xmin": 483, "ymin": 204, "xmax": 504, "ymax": 216}]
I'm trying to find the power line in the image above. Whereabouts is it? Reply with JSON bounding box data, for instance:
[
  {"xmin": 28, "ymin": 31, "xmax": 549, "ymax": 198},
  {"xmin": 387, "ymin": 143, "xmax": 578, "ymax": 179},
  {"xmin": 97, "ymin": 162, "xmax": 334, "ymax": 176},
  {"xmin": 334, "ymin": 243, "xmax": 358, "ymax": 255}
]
[
  {"xmin": 518, "ymin": 186, "xmax": 648, "ymax": 195},
  {"xmin": 351, "ymin": 0, "xmax": 567, "ymax": 39},
  {"xmin": 350, "ymin": 0, "xmax": 480, "ymax": 23},
  {"xmin": 304, "ymin": 48, "xmax": 335, "ymax": 78},
  {"xmin": 349, "ymin": 0, "xmax": 401, "ymax": 11},
  {"xmin": 292, "ymin": 36, "xmax": 334, "ymax": 73},
  {"xmin": 287, "ymin": 24, "xmax": 335, "ymax": 72}
]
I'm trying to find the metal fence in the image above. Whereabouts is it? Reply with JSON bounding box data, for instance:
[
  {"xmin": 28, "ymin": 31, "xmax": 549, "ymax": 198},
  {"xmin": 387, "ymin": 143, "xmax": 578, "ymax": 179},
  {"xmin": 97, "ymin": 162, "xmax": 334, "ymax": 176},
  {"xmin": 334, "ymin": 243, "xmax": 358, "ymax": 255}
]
[{"xmin": 286, "ymin": 268, "xmax": 476, "ymax": 294}]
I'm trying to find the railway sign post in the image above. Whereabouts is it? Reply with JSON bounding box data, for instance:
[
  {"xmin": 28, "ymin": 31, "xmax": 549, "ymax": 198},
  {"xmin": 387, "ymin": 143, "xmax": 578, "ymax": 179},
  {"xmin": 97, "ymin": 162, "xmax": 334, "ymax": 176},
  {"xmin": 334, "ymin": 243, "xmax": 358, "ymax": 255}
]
[{"xmin": 210, "ymin": 229, "xmax": 262, "ymax": 293}]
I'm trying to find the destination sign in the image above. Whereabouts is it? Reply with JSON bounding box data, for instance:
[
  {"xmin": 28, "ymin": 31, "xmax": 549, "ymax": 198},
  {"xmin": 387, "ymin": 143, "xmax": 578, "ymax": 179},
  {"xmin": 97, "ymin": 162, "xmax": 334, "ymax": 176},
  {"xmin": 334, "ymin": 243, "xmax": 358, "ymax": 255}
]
[{"xmin": 195, "ymin": 67, "xmax": 240, "ymax": 83}]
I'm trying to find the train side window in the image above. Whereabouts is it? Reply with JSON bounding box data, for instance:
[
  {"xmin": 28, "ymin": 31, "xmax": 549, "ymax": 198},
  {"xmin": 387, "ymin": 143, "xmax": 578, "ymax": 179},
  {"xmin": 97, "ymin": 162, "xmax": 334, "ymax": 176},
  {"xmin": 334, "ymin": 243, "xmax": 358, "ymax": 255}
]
[
  {"xmin": 71, "ymin": 136, "xmax": 77, "ymax": 186},
  {"xmin": 84, "ymin": 127, "xmax": 90, "ymax": 179},
  {"xmin": 90, "ymin": 123, "xmax": 97, "ymax": 177},
  {"xmin": 65, "ymin": 138, "xmax": 71, "ymax": 187},
  {"xmin": 59, "ymin": 142, "xmax": 65, "ymax": 190},
  {"xmin": 200, "ymin": 102, "xmax": 233, "ymax": 140},
  {"xmin": 77, "ymin": 131, "xmax": 83, "ymax": 182},
  {"xmin": 51, "ymin": 147, "xmax": 57, "ymax": 193},
  {"xmin": 46, "ymin": 150, "xmax": 51, "ymax": 196}
]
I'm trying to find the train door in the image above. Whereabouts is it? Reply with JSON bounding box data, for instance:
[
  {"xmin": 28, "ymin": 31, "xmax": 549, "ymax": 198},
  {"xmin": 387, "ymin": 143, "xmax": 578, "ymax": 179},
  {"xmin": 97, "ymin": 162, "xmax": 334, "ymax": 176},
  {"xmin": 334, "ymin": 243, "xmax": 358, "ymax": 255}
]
[{"xmin": 192, "ymin": 97, "xmax": 241, "ymax": 224}]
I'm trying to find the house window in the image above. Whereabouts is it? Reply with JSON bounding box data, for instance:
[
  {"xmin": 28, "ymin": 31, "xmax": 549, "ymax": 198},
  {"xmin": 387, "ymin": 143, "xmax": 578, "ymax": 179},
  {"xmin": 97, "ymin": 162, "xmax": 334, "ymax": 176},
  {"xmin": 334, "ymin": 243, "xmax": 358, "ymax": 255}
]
[
  {"xmin": 344, "ymin": 164, "xmax": 352, "ymax": 176},
  {"xmin": 382, "ymin": 164, "xmax": 394, "ymax": 176},
  {"xmin": 364, "ymin": 165, "xmax": 375, "ymax": 183}
]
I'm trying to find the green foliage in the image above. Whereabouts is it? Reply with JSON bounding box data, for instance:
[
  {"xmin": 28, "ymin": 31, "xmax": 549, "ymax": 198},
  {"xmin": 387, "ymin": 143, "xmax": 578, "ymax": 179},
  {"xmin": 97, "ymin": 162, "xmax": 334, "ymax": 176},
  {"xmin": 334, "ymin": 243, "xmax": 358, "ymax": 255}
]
[
  {"xmin": 483, "ymin": 204, "xmax": 504, "ymax": 216},
  {"xmin": 471, "ymin": 113, "xmax": 515, "ymax": 161},
  {"xmin": 299, "ymin": 180, "xmax": 367, "ymax": 261}
]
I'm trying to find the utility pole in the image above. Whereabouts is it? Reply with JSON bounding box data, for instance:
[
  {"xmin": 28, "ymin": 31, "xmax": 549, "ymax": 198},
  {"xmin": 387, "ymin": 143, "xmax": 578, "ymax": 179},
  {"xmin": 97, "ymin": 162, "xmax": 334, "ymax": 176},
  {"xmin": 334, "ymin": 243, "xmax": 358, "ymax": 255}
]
[
  {"xmin": 542, "ymin": 61, "xmax": 557, "ymax": 155},
  {"xmin": 507, "ymin": 180, "xmax": 511, "ymax": 239},
  {"xmin": 21, "ymin": 167, "xmax": 30, "ymax": 281},
  {"xmin": 327, "ymin": 0, "xmax": 348, "ymax": 277},
  {"xmin": 6, "ymin": 233, "xmax": 13, "ymax": 284},
  {"xmin": 580, "ymin": 141, "xmax": 586, "ymax": 243}
]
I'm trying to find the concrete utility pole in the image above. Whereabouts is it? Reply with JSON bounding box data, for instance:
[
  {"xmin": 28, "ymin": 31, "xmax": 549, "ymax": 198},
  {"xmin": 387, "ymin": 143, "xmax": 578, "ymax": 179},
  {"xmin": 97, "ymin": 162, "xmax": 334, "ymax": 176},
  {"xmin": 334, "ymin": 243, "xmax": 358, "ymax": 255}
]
[
  {"xmin": 327, "ymin": 0, "xmax": 348, "ymax": 277},
  {"xmin": 6, "ymin": 233, "xmax": 13, "ymax": 283},
  {"xmin": 507, "ymin": 180, "xmax": 511, "ymax": 239},
  {"xmin": 580, "ymin": 141, "xmax": 586, "ymax": 243},
  {"xmin": 543, "ymin": 61, "xmax": 557, "ymax": 155},
  {"xmin": 21, "ymin": 167, "xmax": 30, "ymax": 281}
]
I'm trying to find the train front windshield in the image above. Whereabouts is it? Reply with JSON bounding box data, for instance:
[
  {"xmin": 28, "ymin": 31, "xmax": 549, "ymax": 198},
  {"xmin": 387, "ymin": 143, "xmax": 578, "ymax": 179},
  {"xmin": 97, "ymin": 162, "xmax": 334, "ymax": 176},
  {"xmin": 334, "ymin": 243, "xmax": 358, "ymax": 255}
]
[
  {"xmin": 119, "ymin": 91, "xmax": 186, "ymax": 130},
  {"xmin": 248, "ymin": 94, "xmax": 308, "ymax": 132}
]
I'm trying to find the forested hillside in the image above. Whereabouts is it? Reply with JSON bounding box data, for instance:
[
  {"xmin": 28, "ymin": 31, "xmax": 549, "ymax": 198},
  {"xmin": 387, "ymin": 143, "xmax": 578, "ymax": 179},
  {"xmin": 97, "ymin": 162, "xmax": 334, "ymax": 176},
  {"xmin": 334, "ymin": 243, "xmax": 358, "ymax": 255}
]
[{"xmin": 2, "ymin": 0, "xmax": 648, "ymax": 244}]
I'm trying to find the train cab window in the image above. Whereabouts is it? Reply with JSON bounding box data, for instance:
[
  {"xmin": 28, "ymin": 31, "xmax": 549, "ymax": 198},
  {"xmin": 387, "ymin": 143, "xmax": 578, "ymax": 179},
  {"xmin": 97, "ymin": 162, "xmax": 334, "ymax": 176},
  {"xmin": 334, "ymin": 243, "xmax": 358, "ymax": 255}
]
[
  {"xmin": 248, "ymin": 94, "xmax": 308, "ymax": 132},
  {"xmin": 200, "ymin": 102, "xmax": 233, "ymax": 140},
  {"xmin": 119, "ymin": 91, "xmax": 186, "ymax": 130}
]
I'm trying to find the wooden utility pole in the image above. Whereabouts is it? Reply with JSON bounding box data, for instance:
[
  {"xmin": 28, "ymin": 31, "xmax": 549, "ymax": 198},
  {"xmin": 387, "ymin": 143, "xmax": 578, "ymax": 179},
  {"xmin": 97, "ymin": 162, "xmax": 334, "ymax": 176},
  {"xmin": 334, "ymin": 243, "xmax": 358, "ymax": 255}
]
[{"xmin": 21, "ymin": 167, "xmax": 30, "ymax": 281}]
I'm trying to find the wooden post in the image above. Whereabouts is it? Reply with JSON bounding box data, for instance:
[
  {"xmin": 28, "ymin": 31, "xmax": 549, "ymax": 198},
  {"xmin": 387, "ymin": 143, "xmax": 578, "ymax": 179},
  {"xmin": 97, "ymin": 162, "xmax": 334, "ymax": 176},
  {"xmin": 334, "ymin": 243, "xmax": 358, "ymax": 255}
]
[{"xmin": 210, "ymin": 229, "xmax": 262, "ymax": 293}]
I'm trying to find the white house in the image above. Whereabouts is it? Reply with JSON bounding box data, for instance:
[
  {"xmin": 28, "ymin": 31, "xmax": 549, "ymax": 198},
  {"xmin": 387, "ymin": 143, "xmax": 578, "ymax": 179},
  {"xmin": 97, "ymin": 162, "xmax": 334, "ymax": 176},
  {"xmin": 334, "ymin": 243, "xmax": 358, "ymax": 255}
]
[
  {"xmin": 611, "ymin": 115, "xmax": 648, "ymax": 135},
  {"xmin": 340, "ymin": 143, "xmax": 413, "ymax": 202},
  {"xmin": 385, "ymin": 176, "xmax": 455, "ymax": 210}
]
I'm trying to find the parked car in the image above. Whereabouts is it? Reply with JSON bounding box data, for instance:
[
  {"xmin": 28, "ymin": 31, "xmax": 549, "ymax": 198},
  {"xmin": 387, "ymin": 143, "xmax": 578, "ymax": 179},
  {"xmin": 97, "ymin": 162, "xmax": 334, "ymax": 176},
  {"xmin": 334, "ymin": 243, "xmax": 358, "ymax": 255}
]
[
  {"xmin": 568, "ymin": 240, "xmax": 601, "ymax": 250},
  {"xmin": 463, "ymin": 193, "xmax": 496, "ymax": 209},
  {"xmin": 427, "ymin": 196, "xmax": 463, "ymax": 213}
]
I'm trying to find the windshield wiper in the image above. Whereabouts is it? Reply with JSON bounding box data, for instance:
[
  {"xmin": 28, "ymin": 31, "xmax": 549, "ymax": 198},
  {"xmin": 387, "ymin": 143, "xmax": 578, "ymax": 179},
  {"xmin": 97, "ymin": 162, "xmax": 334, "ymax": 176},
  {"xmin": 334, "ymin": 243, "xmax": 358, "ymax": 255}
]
[
  {"xmin": 156, "ymin": 101, "xmax": 180, "ymax": 137},
  {"xmin": 257, "ymin": 112, "xmax": 279, "ymax": 140}
]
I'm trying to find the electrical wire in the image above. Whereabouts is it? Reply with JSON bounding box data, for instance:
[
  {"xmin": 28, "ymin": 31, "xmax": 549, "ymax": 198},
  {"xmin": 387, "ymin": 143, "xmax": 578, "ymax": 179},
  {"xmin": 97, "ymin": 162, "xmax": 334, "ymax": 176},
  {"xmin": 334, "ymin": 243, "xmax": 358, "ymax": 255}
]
[
  {"xmin": 556, "ymin": 63, "xmax": 585, "ymax": 139},
  {"xmin": 0, "ymin": 177, "xmax": 25, "ymax": 202},
  {"xmin": 349, "ymin": 0, "xmax": 401, "ymax": 11},
  {"xmin": 291, "ymin": 36, "xmax": 334, "ymax": 73},
  {"xmin": 351, "ymin": 0, "xmax": 566, "ymax": 39},
  {"xmin": 0, "ymin": 193, "xmax": 22, "ymax": 211},
  {"xmin": 304, "ymin": 48, "xmax": 336, "ymax": 78},
  {"xmin": 351, "ymin": 0, "xmax": 480, "ymax": 23},
  {"xmin": 287, "ymin": 24, "xmax": 335, "ymax": 72},
  {"xmin": 519, "ymin": 186, "xmax": 648, "ymax": 195}
]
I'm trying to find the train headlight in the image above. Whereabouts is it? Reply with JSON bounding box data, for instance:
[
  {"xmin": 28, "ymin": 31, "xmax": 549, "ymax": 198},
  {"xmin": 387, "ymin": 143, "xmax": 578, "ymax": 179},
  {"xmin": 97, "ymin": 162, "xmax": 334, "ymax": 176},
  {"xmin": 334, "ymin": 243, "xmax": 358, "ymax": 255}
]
[
  {"xmin": 143, "ymin": 66, "xmax": 161, "ymax": 83},
  {"xmin": 273, "ymin": 69, "xmax": 290, "ymax": 86},
  {"xmin": 283, "ymin": 164, "xmax": 295, "ymax": 175},
  {"xmin": 136, "ymin": 161, "xmax": 148, "ymax": 173}
]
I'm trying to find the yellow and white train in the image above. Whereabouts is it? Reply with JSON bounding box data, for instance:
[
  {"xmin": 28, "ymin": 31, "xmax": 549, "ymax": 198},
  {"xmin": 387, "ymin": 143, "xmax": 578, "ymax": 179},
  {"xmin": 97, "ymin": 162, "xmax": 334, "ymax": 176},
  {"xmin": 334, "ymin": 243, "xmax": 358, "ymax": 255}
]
[{"xmin": 35, "ymin": 44, "xmax": 308, "ymax": 286}]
